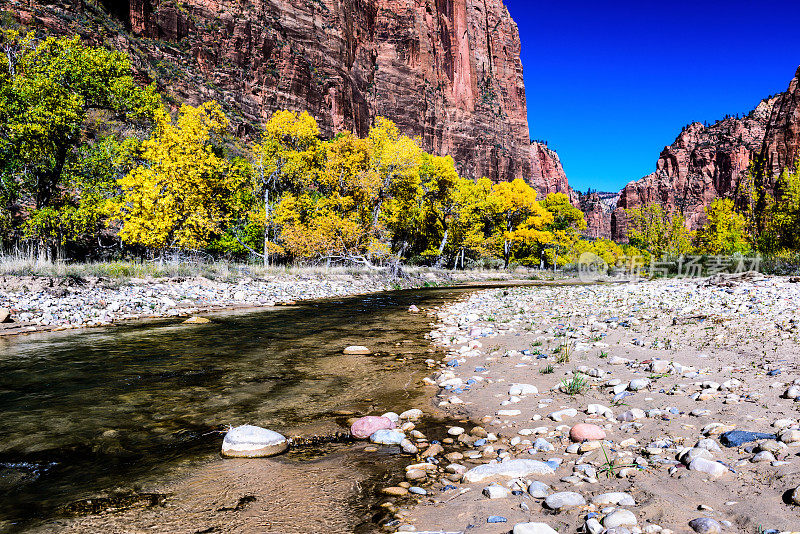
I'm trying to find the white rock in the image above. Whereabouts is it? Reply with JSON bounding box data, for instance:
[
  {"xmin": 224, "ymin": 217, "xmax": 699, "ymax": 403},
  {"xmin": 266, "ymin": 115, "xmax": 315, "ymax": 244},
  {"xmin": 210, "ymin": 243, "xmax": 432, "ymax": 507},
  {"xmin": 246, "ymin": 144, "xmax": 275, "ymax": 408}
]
[
  {"xmin": 510, "ymin": 383, "xmax": 539, "ymax": 396},
  {"xmin": 603, "ymin": 509, "xmax": 638, "ymax": 528},
  {"xmin": 498, "ymin": 409, "xmax": 522, "ymax": 417},
  {"xmin": 513, "ymin": 523, "xmax": 559, "ymax": 534},
  {"xmin": 544, "ymin": 491, "xmax": 586, "ymax": 509},
  {"xmin": 221, "ymin": 425, "xmax": 288, "ymax": 458},
  {"xmin": 462, "ymin": 459, "xmax": 555, "ymax": 483},
  {"xmin": 592, "ymin": 492, "xmax": 636, "ymax": 506},
  {"xmin": 688, "ymin": 457, "xmax": 728, "ymax": 478},
  {"xmin": 549, "ymin": 408, "xmax": 578, "ymax": 422},
  {"xmin": 399, "ymin": 409, "xmax": 423, "ymax": 420},
  {"xmin": 628, "ymin": 378, "xmax": 650, "ymax": 391},
  {"xmin": 483, "ymin": 484, "xmax": 510, "ymax": 499}
]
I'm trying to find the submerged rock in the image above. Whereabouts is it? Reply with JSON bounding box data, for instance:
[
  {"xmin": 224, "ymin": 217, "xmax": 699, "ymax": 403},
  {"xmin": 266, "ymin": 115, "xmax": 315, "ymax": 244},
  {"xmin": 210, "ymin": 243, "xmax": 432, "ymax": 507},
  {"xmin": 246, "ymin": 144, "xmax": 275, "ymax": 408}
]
[
  {"xmin": 350, "ymin": 416, "xmax": 395, "ymax": 439},
  {"xmin": 343, "ymin": 345, "xmax": 372, "ymax": 355},
  {"xmin": 221, "ymin": 425, "xmax": 288, "ymax": 458}
]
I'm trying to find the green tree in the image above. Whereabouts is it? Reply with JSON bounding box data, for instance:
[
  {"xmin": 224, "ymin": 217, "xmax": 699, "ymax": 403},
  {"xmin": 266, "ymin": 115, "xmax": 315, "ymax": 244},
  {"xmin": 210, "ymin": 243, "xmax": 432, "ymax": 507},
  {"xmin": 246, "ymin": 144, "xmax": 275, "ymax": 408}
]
[
  {"xmin": 0, "ymin": 31, "xmax": 159, "ymax": 255},
  {"xmin": 695, "ymin": 198, "xmax": 751, "ymax": 255},
  {"xmin": 625, "ymin": 203, "xmax": 692, "ymax": 257}
]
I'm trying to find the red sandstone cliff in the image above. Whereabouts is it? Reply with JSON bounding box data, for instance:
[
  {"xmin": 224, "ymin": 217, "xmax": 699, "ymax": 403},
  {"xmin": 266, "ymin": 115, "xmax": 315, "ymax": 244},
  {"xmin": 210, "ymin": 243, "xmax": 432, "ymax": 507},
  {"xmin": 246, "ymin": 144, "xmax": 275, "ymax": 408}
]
[
  {"xmin": 529, "ymin": 141, "xmax": 577, "ymax": 203},
  {"xmin": 760, "ymin": 66, "xmax": 800, "ymax": 188},
  {"xmin": 9, "ymin": 0, "xmax": 531, "ymax": 183}
]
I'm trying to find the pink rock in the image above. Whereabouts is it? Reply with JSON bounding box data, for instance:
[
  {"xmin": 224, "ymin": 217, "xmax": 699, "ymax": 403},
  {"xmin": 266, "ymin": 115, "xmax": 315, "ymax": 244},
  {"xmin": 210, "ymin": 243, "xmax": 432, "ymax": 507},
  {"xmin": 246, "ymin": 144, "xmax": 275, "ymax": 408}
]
[
  {"xmin": 350, "ymin": 416, "xmax": 396, "ymax": 439},
  {"xmin": 569, "ymin": 423, "xmax": 606, "ymax": 442}
]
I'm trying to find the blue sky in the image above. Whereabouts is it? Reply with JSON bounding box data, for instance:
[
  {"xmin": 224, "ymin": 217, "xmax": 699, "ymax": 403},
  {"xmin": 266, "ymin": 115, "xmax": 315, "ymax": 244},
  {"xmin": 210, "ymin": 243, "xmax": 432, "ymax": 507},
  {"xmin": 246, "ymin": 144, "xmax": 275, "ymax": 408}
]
[{"xmin": 504, "ymin": 0, "xmax": 800, "ymax": 193}]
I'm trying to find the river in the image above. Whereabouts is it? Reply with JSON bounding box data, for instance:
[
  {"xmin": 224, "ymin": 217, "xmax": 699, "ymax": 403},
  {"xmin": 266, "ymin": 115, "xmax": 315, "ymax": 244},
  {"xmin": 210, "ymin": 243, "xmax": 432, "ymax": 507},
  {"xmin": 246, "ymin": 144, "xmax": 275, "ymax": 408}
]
[{"xmin": 0, "ymin": 286, "xmax": 476, "ymax": 533}]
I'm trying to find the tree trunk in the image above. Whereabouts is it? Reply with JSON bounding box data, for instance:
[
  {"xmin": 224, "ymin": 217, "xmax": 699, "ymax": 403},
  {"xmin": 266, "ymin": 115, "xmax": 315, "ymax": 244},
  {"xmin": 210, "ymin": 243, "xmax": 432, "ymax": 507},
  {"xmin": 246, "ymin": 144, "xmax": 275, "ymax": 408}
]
[{"xmin": 263, "ymin": 188, "xmax": 270, "ymax": 267}]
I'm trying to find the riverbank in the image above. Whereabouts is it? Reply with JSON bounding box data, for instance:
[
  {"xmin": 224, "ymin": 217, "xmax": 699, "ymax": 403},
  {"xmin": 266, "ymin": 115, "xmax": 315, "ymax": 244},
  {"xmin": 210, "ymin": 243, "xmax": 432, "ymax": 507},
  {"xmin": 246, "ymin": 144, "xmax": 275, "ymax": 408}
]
[
  {"xmin": 0, "ymin": 266, "xmax": 553, "ymax": 337},
  {"xmin": 385, "ymin": 273, "xmax": 800, "ymax": 533}
]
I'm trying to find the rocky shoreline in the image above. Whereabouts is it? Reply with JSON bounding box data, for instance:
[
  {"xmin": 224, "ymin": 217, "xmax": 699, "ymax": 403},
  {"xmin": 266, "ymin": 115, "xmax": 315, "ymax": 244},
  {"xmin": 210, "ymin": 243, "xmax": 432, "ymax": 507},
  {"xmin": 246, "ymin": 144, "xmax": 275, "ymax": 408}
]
[
  {"xmin": 0, "ymin": 270, "xmax": 473, "ymax": 337},
  {"xmin": 369, "ymin": 274, "xmax": 800, "ymax": 534}
]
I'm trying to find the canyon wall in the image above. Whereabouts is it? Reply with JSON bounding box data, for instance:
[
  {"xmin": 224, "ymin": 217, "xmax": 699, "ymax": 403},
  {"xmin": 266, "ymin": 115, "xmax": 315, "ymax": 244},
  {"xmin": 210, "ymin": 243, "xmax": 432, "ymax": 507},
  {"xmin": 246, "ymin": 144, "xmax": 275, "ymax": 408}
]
[
  {"xmin": 8, "ymin": 0, "xmax": 531, "ymax": 183},
  {"xmin": 529, "ymin": 141, "xmax": 578, "ymax": 204}
]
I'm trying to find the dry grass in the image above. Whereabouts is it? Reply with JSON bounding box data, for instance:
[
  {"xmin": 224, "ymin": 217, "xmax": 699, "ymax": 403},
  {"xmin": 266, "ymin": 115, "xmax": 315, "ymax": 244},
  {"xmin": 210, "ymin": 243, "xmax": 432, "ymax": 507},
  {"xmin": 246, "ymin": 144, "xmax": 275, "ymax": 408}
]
[{"xmin": 0, "ymin": 254, "xmax": 555, "ymax": 283}]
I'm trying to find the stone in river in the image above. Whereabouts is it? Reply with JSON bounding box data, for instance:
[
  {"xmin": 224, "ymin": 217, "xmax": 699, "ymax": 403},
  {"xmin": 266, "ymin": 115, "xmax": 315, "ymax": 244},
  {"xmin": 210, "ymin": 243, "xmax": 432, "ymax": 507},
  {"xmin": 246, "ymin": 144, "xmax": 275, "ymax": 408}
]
[
  {"xmin": 544, "ymin": 491, "xmax": 585, "ymax": 510},
  {"xmin": 462, "ymin": 459, "xmax": 554, "ymax": 483},
  {"xmin": 400, "ymin": 409, "xmax": 423, "ymax": 420},
  {"xmin": 343, "ymin": 345, "xmax": 372, "ymax": 355},
  {"xmin": 513, "ymin": 523, "xmax": 559, "ymax": 534},
  {"xmin": 688, "ymin": 517, "xmax": 722, "ymax": 534},
  {"xmin": 0, "ymin": 308, "xmax": 12, "ymax": 323},
  {"xmin": 183, "ymin": 316, "xmax": 210, "ymax": 324},
  {"xmin": 382, "ymin": 486, "xmax": 408, "ymax": 496},
  {"xmin": 569, "ymin": 423, "xmax": 606, "ymax": 442},
  {"xmin": 221, "ymin": 425, "xmax": 288, "ymax": 458},
  {"xmin": 719, "ymin": 430, "xmax": 776, "ymax": 447},
  {"xmin": 370, "ymin": 429, "xmax": 405, "ymax": 445},
  {"xmin": 350, "ymin": 416, "xmax": 395, "ymax": 439}
]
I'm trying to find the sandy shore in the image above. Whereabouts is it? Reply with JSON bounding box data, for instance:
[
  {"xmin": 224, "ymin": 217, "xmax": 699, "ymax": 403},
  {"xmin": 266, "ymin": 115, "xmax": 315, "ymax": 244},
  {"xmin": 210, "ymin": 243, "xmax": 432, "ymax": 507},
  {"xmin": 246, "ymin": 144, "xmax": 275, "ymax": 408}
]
[{"xmin": 378, "ymin": 274, "xmax": 800, "ymax": 534}]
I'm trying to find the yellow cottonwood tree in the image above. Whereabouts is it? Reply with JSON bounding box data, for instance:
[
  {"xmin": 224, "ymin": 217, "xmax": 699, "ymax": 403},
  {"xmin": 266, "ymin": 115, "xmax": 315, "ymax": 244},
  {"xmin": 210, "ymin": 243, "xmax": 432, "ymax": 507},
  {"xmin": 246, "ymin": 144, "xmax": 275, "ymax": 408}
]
[
  {"xmin": 249, "ymin": 110, "xmax": 320, "ymax": 265},
  {"xmin": 111, "ymin": 102, "xmax": 243, "ymax": 250}
]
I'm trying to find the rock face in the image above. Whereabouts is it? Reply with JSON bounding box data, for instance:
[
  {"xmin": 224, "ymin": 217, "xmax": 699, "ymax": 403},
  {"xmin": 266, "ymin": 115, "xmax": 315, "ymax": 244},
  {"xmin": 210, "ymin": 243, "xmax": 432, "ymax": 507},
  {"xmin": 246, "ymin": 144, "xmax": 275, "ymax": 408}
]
[
  {"xmin": 10, "ymin": 0, "xmax": 532, "ymax": 183},
  {"xmin": 530, "ymin": 141, "xmax": 577, "ymax": 203},
  {"xmin": 760, "ymin": 66, "xmax": 800, "ymax": 189},
  {"xmin": 578, "ymin": 191, "xmax": 618, "ymax": 240}
]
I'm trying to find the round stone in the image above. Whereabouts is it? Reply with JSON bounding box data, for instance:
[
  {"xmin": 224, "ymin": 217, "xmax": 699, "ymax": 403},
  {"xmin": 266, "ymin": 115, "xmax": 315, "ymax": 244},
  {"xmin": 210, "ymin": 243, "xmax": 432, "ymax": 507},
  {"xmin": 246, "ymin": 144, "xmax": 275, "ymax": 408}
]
[
  {"xmin": 688, "ymin": 517, "xmax": 722, "ymax": 534},
  {"xmin": 370, "ymin": 429, "xmax": 405, "ymax": 445},
  {"xmin": 350, "ymin": 416, "xmax": 395, "ymax": 439},
  {"xmin": 569, "ymin": 423, "xmax": 607, "ymax": 442},
  {"xmin": 448, "ymin": 426, "xmax": 465, "ymax": 436},
  {"xmin": 527, "ymin": 481, "xmax": 551, "ymax": 498},
  {"xmin": 603, "ymin": 509, "xmax": 637, "ymax": 528},
  {"xmin": 544, "ymin": 491, "xmax": 585, "ymax": 510},
  {"xmin": 381, "ymin": 486, "xmax": 408, "ymax": 496},
  {"xmin": 221, "ymin": 425, "xmax": 288, "ymax": 458},
  {"xmin": 343, "ymin": 345, "xmax": 371, "ymax": 355}
]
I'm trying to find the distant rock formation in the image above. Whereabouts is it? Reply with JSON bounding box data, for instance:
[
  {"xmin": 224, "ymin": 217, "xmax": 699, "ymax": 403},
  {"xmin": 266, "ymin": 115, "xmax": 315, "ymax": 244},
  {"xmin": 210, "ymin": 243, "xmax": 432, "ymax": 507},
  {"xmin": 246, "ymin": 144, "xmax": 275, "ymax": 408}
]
[{"xmin": 529, "ymin": 141, "xmax": 577, "ymax": 204}]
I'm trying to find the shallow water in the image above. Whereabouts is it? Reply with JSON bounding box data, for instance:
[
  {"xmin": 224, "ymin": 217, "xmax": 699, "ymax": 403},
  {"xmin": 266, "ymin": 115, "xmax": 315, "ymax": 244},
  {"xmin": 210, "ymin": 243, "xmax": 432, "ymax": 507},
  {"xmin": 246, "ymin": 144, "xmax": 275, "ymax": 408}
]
[{"xmin": 0, "ymin": 287, "xmax": 472, "ymax": 532}]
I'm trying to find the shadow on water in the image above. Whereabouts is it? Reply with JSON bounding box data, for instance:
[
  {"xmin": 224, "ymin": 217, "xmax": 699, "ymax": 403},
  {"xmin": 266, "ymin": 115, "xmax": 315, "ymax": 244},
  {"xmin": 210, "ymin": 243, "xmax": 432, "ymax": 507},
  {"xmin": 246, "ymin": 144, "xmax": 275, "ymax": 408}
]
[{"xmin": 0, "ymin": 286, "xmax": 477, "ymax": 532}]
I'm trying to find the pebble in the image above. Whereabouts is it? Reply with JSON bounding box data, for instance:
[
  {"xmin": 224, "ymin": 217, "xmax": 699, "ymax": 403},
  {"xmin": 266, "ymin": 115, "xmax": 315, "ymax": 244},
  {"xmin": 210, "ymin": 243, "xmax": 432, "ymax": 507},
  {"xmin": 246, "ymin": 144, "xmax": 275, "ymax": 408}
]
[
  {"xmin": 462, "ymin": 459, "xmax": 555, "ymax": 483},
  {"xmin": 569, "ymin": 423, "xmax": 607, "ymax": 442},
  {"xmin": 483, "ymin": 484, "xmax": 510, "ymax": 499},
  {"xmin": 603, "ymin": 509, "xmax": 638, "ymax": 528},
  {"xmin": 527, "ymin": 481, "xmax": 551, "ymax": 498},
  {"xmin": 592, "ymin": 492, "xmax": 636, "ymax": 506},
  {"xmin": 343, "ymin": 345, "xmax": 371, "ymax": 355},
  {"xmin": 513, "ymin": 523, "xmax": 559, "ymax": 534},
  {"xmin": 370, "ymin": 429, "xmax": 405, "ymax": 445},
  {"xmin": 688, "ymin": 457, "xmax": 727, "ymax": 478},
  {"xmin": 544, "ymin": 491, "xmax": 586, "ymax": 510},
  {"xmin": 688, "ymin": 517, "xmax": 722, "ymax": 534}
]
